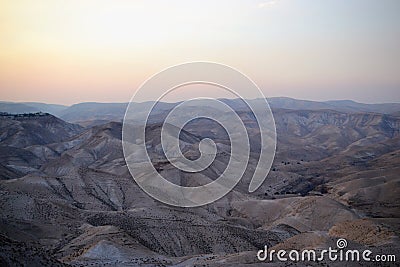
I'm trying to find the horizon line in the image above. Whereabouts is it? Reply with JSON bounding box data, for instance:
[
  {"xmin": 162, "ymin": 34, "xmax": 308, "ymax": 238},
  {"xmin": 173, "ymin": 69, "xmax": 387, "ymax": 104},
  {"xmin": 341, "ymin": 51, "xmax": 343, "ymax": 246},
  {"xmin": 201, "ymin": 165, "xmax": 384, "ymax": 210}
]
[{"xmin": 2, "ymin": 96, "xmax": 400, "ymax": 107}]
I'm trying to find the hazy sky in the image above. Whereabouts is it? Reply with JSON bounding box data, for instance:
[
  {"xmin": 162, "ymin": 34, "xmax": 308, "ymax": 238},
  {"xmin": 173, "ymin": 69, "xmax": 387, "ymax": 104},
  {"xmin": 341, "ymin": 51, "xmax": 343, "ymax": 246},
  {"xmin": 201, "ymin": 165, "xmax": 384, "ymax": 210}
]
[{"xmin": 1, "ymin": 0, "xmax": 399, "ymax": 105}]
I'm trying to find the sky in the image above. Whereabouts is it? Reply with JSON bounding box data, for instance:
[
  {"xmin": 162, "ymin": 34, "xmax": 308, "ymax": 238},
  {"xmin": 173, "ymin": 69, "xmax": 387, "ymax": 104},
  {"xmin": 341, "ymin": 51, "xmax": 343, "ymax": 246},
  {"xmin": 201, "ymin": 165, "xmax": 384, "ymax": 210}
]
[{"xmin": 0, "ymin": 0, "xmax": 399, "ymax": 105}]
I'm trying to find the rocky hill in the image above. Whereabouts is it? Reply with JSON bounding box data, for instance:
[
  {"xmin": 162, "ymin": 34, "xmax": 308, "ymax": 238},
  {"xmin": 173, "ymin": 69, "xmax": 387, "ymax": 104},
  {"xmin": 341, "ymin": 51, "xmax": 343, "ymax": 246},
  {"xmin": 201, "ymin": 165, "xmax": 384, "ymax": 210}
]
[{"xmin": 0, "ymin": 113, "xmax": 83, "ymax": 180}]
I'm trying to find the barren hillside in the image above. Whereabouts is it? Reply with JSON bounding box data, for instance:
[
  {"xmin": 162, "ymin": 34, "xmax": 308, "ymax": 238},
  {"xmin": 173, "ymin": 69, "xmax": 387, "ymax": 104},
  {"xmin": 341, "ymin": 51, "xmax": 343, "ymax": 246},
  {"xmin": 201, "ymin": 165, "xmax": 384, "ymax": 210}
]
[{"xmin": 0, "ymin": 106, "xmax": 399, "ymax": 266}]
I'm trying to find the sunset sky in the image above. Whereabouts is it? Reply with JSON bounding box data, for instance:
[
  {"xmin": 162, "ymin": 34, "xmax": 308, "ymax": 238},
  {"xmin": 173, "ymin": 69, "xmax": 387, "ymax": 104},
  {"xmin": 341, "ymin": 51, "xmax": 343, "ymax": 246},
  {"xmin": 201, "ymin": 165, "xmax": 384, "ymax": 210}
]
[{"xmin": 1, "ymin": 0, "xmax": 399, "ymax": 105}]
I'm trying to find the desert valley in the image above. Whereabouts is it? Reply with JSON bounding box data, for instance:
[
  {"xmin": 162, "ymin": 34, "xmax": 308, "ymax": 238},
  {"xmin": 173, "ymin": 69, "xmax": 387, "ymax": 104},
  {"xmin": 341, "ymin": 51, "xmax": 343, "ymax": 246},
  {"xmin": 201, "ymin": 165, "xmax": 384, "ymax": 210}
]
[{"xmin": 0, "ymin": 97, "xmax": 399, "ymax": 266}]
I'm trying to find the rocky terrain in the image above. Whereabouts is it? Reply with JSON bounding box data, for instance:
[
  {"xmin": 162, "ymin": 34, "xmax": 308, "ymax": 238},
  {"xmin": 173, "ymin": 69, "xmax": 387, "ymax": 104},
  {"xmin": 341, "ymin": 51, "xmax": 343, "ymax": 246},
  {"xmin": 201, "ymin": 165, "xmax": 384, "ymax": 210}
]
[{"xmin": 0, "ymin": 100, "xmax": 399, "ymax": 266}]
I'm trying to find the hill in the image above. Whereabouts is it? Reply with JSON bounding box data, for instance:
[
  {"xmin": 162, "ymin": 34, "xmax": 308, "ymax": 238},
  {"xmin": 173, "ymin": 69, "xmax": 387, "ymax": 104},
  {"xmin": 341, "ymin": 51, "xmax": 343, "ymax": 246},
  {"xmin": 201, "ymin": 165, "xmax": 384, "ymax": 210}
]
[{"xmin": 0, "ymin": 103, "xmax": 399, "ymax": 265}]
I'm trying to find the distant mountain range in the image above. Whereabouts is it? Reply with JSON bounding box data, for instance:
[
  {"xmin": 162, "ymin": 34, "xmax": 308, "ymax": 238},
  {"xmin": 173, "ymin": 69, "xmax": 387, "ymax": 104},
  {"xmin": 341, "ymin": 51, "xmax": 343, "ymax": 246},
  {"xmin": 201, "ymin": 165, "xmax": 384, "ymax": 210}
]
[
  {"xmin": 0, "ymin": 101, "xmax": 67, "ymax": 116},
  {"xmin": 1, "ymin": 97, "xmax": 400, "ymax": 124}
]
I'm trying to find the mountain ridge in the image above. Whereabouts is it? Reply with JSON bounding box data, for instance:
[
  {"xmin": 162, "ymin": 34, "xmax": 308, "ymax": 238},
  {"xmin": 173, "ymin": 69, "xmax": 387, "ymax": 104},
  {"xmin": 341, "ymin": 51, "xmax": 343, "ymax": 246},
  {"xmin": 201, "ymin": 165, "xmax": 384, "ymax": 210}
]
[{"xmin": 2, "ymin": 97, "xmax": 400, "ymax": 124}]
